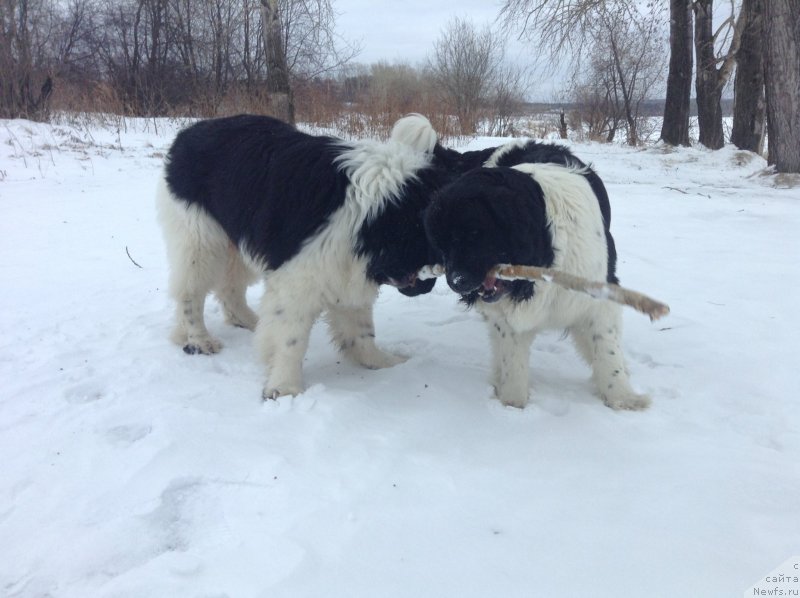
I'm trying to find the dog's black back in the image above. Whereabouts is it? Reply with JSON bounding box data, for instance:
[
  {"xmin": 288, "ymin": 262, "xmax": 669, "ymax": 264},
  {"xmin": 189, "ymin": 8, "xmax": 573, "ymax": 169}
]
[
  {"xmin": 165, "ymin": 114, "xmax": 441, "ymax": 294},
  {"xmin": 166, "ymin": 115, "xmax": 351, "ymax": 270}
]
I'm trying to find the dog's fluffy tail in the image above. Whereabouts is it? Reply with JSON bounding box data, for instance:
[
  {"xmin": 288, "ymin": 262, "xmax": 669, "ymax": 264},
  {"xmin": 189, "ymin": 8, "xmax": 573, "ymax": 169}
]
[{"xmin": 390, "ymin": 113, "xmax": 438, "ymax": 154}]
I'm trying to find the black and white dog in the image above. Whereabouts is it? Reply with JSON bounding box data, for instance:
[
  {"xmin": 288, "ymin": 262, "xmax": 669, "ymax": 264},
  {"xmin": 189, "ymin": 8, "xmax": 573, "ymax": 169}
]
[
  {"xmin": 433, "ymin": 138, "xmax": 618, "ymax": 283},
  {"xmin": 157, "ymin": 114, "xmax": 443, "ymax": 399},
  {"xmin": 424, "ymin": 160, "xmax": 650, "ymax": 411}
]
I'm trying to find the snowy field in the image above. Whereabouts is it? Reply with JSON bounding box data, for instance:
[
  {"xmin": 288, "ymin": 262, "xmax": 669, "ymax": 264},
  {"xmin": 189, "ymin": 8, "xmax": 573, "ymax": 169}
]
[{"xmin": 1, "ymin": 116, "xmax": 799, "ymax": 598}]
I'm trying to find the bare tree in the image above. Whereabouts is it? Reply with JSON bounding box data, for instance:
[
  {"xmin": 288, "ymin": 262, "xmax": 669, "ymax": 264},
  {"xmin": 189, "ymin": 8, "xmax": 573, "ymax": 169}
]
[
  {"xmin": 428, "ymin": 17, "xmax": 505, "ymax": 135},
  {"xmin": 164, "ymin": 0, "xmax": 259, "ymax": 114},
  {"xmin": 763, "ymin": 0, "xmax": 800, "ymax": 173},
  {"xmin": 280, "ymin": 0, "xmax": 359, "ymax": 81},
  {"xmin": 501, "ymin": 0, "xmax": 666, "ymax": 145},
  {"xmin": 597, "ymin": 6, "xmax": 666, "ymax": 145},
  {"xmin": 485, "ymin": 63, "xmax": 527, "ymax": 136},
  {"xmin": 501, "ymin": 0, "xmax": 616, "ymax": 63},
  {"xmin": 0, "ymin": 0, "xmax": 60, "ymax": 119},
  {"xmin": 239, "ymin": 0, "xmax": 264, "ymax": 92},
  {"xmin": 660, "ymin": 0, "xmax": 693, "ymax": 146},
  {"xmin": 261, "ymin": 0, "xmax": 293, "ymax": 122},
  {"xmin": 261, "ymin": 0, "xmax": 360, "ymax": 123},
  {"xmin": 91, "ymin": 0, "xmax": 179, "ymax": 115},
  {"xmin": 1, "ymin": 0, "xmax": 364, "ymax": 120},
  {"xmin": 730, "ymin": 0, "xmax": 765, "ymax": 153},
  {"xmin": 48, "ymin": 0, "xmax": 96, "ymax": 74},
  {"xmin": 571, "ymin": 77, "xmax": 624, "ymax": 142},
  {"xmin": 693, "ymin": 0, "xmax": 743, "ymax": 149},
  {"xmin": 570, "ymin": 22, "xmax": 665, "ymax": 147}
]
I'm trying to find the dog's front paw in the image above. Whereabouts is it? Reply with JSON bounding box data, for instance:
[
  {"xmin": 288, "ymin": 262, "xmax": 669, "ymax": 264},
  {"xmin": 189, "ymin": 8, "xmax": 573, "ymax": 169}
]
[
  {"xmin": 183, "ymin": 336, "xmax": 223, "ymax": 355},
  {"xmin": 262, "ymin": 382, "xmax": 303, "ymax": 401},
  {"xmin": 493, "ymin": 386, "xmax": 530, "ymax": 409},
  {"xmin": 602, "ymin": 390, "xmax": 651, "ymax": 411}
]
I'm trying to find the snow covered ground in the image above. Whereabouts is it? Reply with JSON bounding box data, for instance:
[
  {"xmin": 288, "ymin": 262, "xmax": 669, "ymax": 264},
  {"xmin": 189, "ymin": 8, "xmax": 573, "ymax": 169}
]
[{"xmin": 1, "ymin": 116, "xmax": 799, "ymax": 598}]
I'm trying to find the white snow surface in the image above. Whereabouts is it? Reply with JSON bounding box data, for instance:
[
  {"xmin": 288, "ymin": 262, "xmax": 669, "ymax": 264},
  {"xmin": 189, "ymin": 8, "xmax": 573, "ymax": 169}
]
[{"xmin": 1, "ymin": 118, "xmax": 799, "ymax": 597}]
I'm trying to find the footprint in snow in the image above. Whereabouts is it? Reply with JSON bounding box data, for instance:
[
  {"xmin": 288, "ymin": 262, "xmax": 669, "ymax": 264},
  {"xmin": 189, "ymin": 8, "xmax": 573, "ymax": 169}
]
[
  {"xmin": 425, "ymin": 313, "xmax": 477, "ymax": 327},
  {"xmin": 142, "ymin": 477, "xmax": 203, "ymax": 553},
  {"xmin": 105, "ymin": 424, "xmax": 152, "ymax": 446},
  {"xmin": 536, "ymin": 395, "xmax": 572, "ymax": 417},
  {"xmin": 629, "ymin": 350, "xmax": 669, "ymax": 369},
  {"xmin": 64, "ymin": 382, "xmax": 105, "ymax": 404}
]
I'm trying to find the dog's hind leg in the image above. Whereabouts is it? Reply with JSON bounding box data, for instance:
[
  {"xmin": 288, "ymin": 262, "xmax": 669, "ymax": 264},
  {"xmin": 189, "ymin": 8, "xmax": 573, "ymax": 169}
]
[
  {"xmin": 569, "ymin": 304, "xmax": 650, "ymax": 411},
  {"xmin": 325, "ymin": 303, "xmax": 408, "ymax": 370},
  {"xmin": 487, "ymin": 317, "xmax": 535, "ymax": 408},
  {"xmin": 157, "ymin": 181, "xmax": 228, "ymax": 355},
  {"xmin": 214, "ymin": 246, "xmax": 259, "ymax": 331}
]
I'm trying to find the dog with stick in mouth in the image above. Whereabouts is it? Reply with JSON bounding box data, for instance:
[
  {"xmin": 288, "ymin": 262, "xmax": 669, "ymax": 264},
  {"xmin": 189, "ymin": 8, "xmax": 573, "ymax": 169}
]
[{"xmin": 424, "ymin": 162, "xmax": 654, "ymax": 410}]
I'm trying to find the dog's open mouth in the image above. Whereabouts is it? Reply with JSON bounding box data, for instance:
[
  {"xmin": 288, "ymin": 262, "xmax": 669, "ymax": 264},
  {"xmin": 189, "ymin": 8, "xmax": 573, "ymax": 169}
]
[{"xmin": 477, "ymin": 273, "xmax": 508, "ymax": 303}]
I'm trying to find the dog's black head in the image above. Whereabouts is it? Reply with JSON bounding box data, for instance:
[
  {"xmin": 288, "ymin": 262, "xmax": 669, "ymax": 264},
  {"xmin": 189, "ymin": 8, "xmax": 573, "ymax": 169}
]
[
  {"xmin": 357, "ymin": 169, "xmax": 451, "ymax": 296},
  {"xmin": 424, "ymin": 167, "xmax": 555, "ymax": 304}
]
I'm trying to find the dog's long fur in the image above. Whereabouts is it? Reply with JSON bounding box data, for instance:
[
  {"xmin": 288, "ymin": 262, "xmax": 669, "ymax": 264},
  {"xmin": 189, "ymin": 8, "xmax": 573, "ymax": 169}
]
[
  {"xmin": 157, "ymin": 114, "xmax": 443, "ymax": 399},
  {"xmin": 424, "ymin": 163, "xmax": 650, "ymax": 410},
  {"xmin": 433, "ymin": 138, "xmax": 618, "ymax": 284}
]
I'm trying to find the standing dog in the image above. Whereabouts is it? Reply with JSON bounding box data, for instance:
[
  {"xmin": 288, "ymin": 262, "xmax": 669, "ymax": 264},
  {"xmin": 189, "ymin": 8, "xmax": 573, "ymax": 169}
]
[
  {"xmin": 424, "ymin": 163, "xmax": 650, "ymax": 410},
  {"xmin": 157, "ymin": 114, "xmax": 442, "ymax": 399}
]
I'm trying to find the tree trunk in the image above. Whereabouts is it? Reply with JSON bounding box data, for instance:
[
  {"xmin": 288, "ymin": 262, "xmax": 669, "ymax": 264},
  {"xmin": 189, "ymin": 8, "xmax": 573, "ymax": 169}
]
[
  {"xmin": 694, "ymin": 0, "xmax": 724, "ymax": 149},
  {"xmin": 661, "ymin": 0, "xmax": 693, "ymax": 146},
  {"xmin": 763, "ymin": 0, "xmax": 800, "ymax": 173},
  {"xmin": 731, "ymin": 0, "xmax": 766, "ymax": 153},
  {"xmin": 260, "ymin": 0, "xmax": 294, "ymax": 124}
]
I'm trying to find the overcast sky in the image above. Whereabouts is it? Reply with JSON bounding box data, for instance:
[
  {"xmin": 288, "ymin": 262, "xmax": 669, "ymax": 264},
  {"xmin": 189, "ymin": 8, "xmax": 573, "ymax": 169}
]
[
  {"xmin": 333, "ymin": 1, "xmax": 735, "ymax": 103},
  {"xmin": 333, "ymin": 0, "xmax": 565, "ymax": 99},
  {"xmin": 336, "ymin": 0, "xmax": 507, "ymax": 64}
]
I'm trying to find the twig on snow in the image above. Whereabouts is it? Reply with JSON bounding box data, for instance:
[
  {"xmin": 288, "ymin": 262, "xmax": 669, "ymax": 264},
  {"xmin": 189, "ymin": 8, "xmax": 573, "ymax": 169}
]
[
  {"xmin": 662, "ymin": 186, "xmax": 689, "ymax": 194},
  {"xmin": 125, "ymin": 246, "xmax": 142, "ymax": 269}
]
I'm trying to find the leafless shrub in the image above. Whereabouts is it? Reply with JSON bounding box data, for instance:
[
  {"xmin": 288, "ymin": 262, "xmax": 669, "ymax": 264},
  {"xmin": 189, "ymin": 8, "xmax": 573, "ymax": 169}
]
[{"xmin": 428, "ymin": 17, "xmax": 526, "ymax": 136}]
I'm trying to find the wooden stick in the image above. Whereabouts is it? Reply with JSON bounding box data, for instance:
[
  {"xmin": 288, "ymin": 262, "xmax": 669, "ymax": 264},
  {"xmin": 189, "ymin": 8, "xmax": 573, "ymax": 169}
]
[{"xmin": 417, "ymin": 264, "xmax": 670, "ymax": 322}]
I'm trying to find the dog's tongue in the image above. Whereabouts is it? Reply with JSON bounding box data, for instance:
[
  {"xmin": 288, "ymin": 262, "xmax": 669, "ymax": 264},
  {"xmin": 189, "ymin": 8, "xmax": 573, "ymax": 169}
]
[{"xmin": 482, "ymin": 274, "xmax": 497, "ymax": 290}]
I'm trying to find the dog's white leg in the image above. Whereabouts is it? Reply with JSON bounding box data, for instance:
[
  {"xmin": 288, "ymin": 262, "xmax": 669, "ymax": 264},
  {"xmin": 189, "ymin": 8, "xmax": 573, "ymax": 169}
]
[
  {"xmin": 570, "ymin": 304, "xmax": 650, "ymax": 411},
  {"xmin": 488, "ymin": 317, "xmax": 535, "ymax": 408},
  {"xmin": 214, "ymin": 246, "xmax": 259, "ymax": 331},
  {"xmin": 325, "ymin": 303, "xmax": 407, "ymax": 369},
  {"xmin": 256, "ymin": 279, "xmax": 323, "ymax": 399},
  {"xmin": 158, "ymin": 184, "xmax": 226, "ymax": 355}
]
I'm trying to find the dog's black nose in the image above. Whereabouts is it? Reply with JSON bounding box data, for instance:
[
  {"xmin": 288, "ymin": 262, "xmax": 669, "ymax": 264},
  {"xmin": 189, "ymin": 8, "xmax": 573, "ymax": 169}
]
[{"xmin": 446, "ymin": 269, "xmax": 480, "ymax": 293}]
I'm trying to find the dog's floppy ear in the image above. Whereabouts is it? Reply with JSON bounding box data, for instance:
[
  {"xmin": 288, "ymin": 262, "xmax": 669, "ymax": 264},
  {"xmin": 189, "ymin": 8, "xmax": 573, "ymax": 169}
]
[
  {"xmin": 478, "ymin": 170, "xmax": 539, "ymax": 224},
  {"xmin": 477, "ymin": 169, "xmax": 553, "ymax": 266}
]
